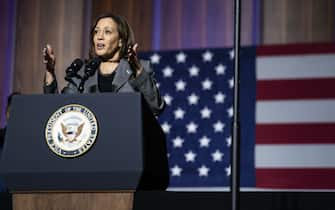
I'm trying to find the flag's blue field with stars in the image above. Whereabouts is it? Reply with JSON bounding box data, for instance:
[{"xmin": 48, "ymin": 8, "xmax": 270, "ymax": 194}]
[{"xmin": 140, "ymin": 47, "xmax": 256, "ymax": 188}]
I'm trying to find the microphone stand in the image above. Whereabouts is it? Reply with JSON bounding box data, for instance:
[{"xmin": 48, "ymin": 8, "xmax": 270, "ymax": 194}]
[
  {"xmin": 65, "ymin": 75, "xmax": 81, "ymax": 89},
  {"xmin": 232, "ymin": 0, "xmax": 241, "ymax": 210},
  {"xmin": 63, "ymin": 59, "xmax": 84, "ymax": 93},
  {"xmin": 78, "ymin": 75, "xmax": 89, "ymax": 93},
  {"xmin": 78, "ymin": 57, "xmax": 101, "ymax": 93}
]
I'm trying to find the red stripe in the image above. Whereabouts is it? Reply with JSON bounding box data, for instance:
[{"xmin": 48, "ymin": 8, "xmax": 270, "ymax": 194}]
[
  {"xmin": 257, "ymin": 43, "xmax": 335, "ymax": 56},
  {"xmin": 256, "ymin": 168, "xmax": 335, "ymax": 189},
  {"xmin": 256, "ymin": 78, "xmax": 335, "ymax": 100},
  {"xmin": 256, "ymin": 124, "xmax": 335, "ymax": 144}
]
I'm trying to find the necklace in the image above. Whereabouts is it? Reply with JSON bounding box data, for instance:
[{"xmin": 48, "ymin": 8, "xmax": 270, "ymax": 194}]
[{"xmin": 107, "ymin": 60, "xmax": 120, "ymax": 63}]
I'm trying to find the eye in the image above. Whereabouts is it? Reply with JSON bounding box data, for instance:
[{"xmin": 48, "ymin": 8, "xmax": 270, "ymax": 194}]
[
  {"xmin": 105, "ymin": 30, "xmax": 112, "ymax": 35},
  {"xmin": 93, "ymin": 29, "xmax": 99, "ymax": 34}
]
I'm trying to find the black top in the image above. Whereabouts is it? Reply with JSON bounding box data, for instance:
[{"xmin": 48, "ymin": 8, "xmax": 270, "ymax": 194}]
[{"xmin": 98, "ymin": 71, "xmax": 117, "ymax": 92}]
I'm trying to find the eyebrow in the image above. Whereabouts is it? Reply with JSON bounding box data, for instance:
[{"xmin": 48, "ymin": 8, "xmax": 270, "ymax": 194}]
[{"xmin": 94, "ymin": 27, "xmax": 113, "ymax": 30}]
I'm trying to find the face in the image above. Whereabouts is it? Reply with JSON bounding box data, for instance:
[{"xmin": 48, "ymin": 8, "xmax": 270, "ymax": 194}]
[{"xmin": 93, "ymin": 17, "xmax": 122, "ymax": 60}]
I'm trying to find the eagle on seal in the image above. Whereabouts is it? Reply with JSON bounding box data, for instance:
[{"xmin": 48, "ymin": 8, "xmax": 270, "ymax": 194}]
[{"xmin": 61, "ymin": 122, "xmax": 85, "ymax": 143}]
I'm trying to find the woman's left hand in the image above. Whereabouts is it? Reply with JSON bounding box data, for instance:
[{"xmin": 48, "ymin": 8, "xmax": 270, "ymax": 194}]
[{"xmin": 127, "ymin": 43, "xmax": 143, "ymax": 77}]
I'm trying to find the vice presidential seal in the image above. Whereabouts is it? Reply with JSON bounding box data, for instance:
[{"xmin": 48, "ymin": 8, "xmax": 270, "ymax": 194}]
[{"xmin": 45, "ymin": 104, "xmax": 98, "ymax": 158}]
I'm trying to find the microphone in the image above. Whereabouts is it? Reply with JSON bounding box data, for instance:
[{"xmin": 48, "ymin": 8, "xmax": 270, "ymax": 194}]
[
  {"xmin": 78, "ymin": 57, "xmax": 101, "ymax": 93},
  {"xmin": 83, "ymin": 57, "xmax": 101, "ymax": 80},
  {"xmin": 64, "ymin": 58, "xmax": 84, "ymax": 86}
]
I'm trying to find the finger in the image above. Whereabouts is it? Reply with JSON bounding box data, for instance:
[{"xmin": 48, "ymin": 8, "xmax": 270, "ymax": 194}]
[
  {"xmin": 128, "ymin": 50, "xmax": 137, "ymax": 59},
  {"xmin": 132, "ymin": 43, "xmax": 138, "ymax": 53},
  {"xmin": 127, "ymin": 47, "xmax": 132, "ymax": 54},
  {"xmin": 43, "ymin": 48, "xmax": 48, "ymax": 57},
  {"xmin": 46, "ymin": 44, "xmax": 53, "ymax": 55}
]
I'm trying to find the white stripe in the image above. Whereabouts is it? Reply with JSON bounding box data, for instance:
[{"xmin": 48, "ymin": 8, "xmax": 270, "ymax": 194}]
[
  {"xmin": 256, "ymin": 144, "xmax": 335, "ymax": 168},
  {"xmin": 256, "ymin": 99, "xmax": 335, "ymax": 123},
  {"xmin": 257, "ymin": 54, "xmax": 335, "ymax": 80}
]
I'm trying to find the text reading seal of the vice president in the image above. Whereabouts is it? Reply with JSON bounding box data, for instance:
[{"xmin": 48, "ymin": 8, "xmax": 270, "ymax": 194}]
[{"xmin": 45, "ymin": 104, "xmax": 98, "ymax": 158}]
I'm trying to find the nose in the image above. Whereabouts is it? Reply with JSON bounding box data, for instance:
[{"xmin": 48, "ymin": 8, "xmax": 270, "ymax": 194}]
[{"xmin": 96, "ymin": 31, "xmax": 104, "ymax": 40}]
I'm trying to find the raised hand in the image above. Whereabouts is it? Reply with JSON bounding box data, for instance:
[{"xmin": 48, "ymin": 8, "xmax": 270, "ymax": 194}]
[
  {"xmin": 127, "ymin": 43, "xmax": 143, "ymax": 77},
  {"xmin": 43, "ymin": 44, "xmax": 56, "ymax": 85},
  {"xmin": 43, "ymin": 44, "xmax": 56, "ymax": 72}
]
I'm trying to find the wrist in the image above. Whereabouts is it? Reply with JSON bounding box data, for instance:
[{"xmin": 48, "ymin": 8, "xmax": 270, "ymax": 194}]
[{"xmin": 45, "ymin": 71, "xmax": 55, "ymax": 85}]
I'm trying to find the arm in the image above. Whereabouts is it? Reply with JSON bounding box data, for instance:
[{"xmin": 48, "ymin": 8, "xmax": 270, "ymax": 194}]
[
  {"xmin": 42, "ymin": 44, "xmax": 80, "ymax": 94},
  {"xmin": 127, "ymin": 44, "xmax": 165, "ymax": 116},
  {"xmin": 43, "ymin": 76, "xmax": 59, "ymax": 94},
  {"xmin": 43, "ymin": 44, "xmax": 59, "ymax": 94},
  {"xmin": 129, "ymin": 60, "xmax": 165, "ymax": 116}
]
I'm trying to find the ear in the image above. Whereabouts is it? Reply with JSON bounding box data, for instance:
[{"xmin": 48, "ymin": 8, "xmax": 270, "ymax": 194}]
[{"xmin": 118, "ymin": 39, "xmax": 122, "ymax": 47}]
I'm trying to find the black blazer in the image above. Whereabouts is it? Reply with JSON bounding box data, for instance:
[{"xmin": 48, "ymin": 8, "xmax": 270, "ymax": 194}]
[{"xmin": 44, "ymin": 59, "xmax": 165, "ymax": 116}]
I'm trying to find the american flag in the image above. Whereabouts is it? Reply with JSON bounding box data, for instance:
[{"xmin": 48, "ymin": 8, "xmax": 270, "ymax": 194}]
[{"xmin": 141, "ymin": 43, "xmax": 335, "ymax": 190}]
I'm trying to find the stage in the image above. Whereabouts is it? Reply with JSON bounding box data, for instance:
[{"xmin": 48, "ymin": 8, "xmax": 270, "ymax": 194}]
[{"xmin": 1, "ymin": 191, "xmax": 334, "ymax": 210}]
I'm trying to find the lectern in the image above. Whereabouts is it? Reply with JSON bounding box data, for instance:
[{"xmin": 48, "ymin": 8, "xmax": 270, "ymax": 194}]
[{"xmin": 0, "ymin": 93, "xmax": 169, "ymax": 210}]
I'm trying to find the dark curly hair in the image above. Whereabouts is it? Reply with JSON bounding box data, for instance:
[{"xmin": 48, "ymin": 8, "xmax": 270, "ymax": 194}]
[{"xmin": 89, "ymin": 13, "xmax": 135, "ymax": 59}]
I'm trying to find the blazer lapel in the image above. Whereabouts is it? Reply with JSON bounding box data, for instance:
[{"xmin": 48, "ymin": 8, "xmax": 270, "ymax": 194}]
[
  {"xmin": 85, "ymin": 70, "xmax": 99, "ymax": 93},
  {"xmin": 112, "ymin": 59, "xmax": 133, "ymax": 92},
  {"xmin": 85, "ymin": 59, "xmax": 133, "ymax": 93}
]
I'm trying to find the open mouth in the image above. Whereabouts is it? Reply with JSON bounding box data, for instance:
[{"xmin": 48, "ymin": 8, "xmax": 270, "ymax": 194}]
[{"xmin": 96, "ymin": 43, "xmax": 105, "ymax": 50}]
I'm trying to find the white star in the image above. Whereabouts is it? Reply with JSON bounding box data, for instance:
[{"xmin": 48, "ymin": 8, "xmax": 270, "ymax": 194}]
[
  {"xmin": 156, "ymin": 82, "xmax": 160, "ymax": 88},
  {"xmin": 202, "ymin": 50, "xmax": 213, "ymax": 62},
  {"xmin": 187, "ymin": 93, "xmax": 199, "ymax": 105},
  {"xmin": 201, "ymin": 78, "xmax": 213, "ymax": 90},
  {"xmin": 229, "ymin": 49, "xmax": 234, "ymax": 60},
  {"xmin": 214, "ymin": 92, "xmax": 225, "ymax": 104},
  {"xmin": 213, "ymin": 121, "xmax": 225, "ymax": 133},
  {"xmin": 150, "ymin": 53, "xmax": 161, "ymax": 64},
  {"xmin": 162, "ymin": 66, "xmax": 174, "ymax": 77},
  {"xmin": 186, "ymin": 121, "xmax": 198, "ymax": 133},
  {"xmin": 215, "ymin": 64, "xmax": 226, "ymax": 75},
  {"xmin": 174, "ymin": 107, "xmax": 185, "ymax": 120},
  {"xmin": 189, "ymin": 65, "xmax": 200, "ymax": 77},
  {"xmin": 171, "ymin": 165, "xmax": 182, "ymax": 176},
  {"xmin": 185, "ymin": 150, "xmax": 197, "ymax": 162},
  {"xmin": 163, "ymin": 94, "xmax": 173, "ymax": 105},
  {"xmin": 176, "ymin": 52, "xmax": 187, "ymax": 63},
  {"xmin": 229, "ymin": 77, "xmax": 234, "ymax": 88},
  {"xmin": 199, "ymin": 136, "xmax": 211, "ymax": 148},
  {"xmin": 226, "ymin": 136, "xmax": 232, "ymax": 147},
  {"xmin": 227, "ymin": 106, "xmax": 234, "ymax": 118},
  {"xmin": 175, "ymin": 79, "xmax": 186, "ymax": 91},
  {"xmin": 172, "ymin": 136, "xmax": 184, "ymax": 148},
  {"xmin": 211, "ymin": 150, "xmax": 224, "ymax": 162},
  {"xmin": 161, "ymin": 122, "xmax": 171, "ymax": 134},
  {"xmin": 225, "ymin": 165, "xmax": 231, "ymax": 176},
  {"xmin": 200, "ymin": 106, "xmax": 212, "ymax": 119},
  {"xmin": 198, "ymin": 165, "xmax": 210, "ymax": 177}
]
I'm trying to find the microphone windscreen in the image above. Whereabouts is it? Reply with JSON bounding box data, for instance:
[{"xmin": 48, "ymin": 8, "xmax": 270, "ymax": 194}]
[
  {"xmin": 71, "ymin": 58, "xmax": 84, "ymax": 72},
  {"xmin": 85, "ymin": 57, "xmax": 101, "ymax": 76}
]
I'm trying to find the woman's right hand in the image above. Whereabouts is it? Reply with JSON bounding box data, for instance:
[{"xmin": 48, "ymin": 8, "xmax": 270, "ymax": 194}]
[
  {"xmin": 43, "ymin": 44, "xmax": 56, "ymax": 85},
  {"xmin": 43, "ymin": 44, "xmax": 56, "ymax": 72}
]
